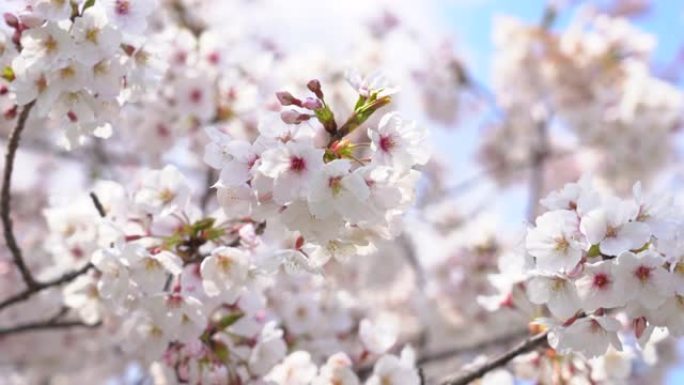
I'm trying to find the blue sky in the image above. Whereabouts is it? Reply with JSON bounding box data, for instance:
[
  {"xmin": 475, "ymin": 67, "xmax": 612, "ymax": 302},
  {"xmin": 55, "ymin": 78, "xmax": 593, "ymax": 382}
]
[{"xmin": 436, "ymin": 2, "xmax": 684, "ymax": 383}]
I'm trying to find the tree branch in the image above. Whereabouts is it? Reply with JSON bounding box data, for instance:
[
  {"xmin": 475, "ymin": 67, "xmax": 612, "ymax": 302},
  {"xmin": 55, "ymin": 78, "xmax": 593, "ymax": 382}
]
[
  {"xmin": 170, "ymin": 0, "xmax": 205, "ymax": 36},
  {"xmin": 416, "ymin": 328, "xmax": 530, "ymax": 366},
  {"xmin": 200, "ymin": 167, "xmax": 217, "ymax": 214},
  {"xmin": 0, "ymin": 313, "xmax": 100, "ymax": 337},
  {"xmin": 440, "ymin": 331, "xmax": 549, "ymax": 385},
  {"xmin": 0, "ymin": 192, "xmax": 106, "ymax": 309},
  {"xmin": 0, "ymin": 262, "xmax": 95, "ymax": 312},
  {"xmin": 2, "ymin": 101, "xmax": 37, "ymax": 289},
  {"xmin": 89, "ymin": 192, "xmax": 107, "ymax": 217},
  {"xmin": 526, "ymin": 116, "xmax": 550, "ymax": 223}
]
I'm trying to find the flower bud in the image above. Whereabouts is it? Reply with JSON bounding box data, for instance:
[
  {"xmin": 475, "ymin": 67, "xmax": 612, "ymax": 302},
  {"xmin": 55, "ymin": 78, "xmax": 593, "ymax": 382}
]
[
  {"xmin": 275, "ymin": 91, "xmax": 301, "ymax": 107},
  {"xmin": 302, "ymin": 97, "xmax": 323, "ymax": 110},
  {"xmin": 3, "ymin": 13, "xmax": 18, "ymax": 29},
  {"xmin": 280, "ymin": 109, "xmax": 311, "ymax": 124},
  {"xmin": 307, "ymin": 79, "xmax": 323, "ymax": 99}
]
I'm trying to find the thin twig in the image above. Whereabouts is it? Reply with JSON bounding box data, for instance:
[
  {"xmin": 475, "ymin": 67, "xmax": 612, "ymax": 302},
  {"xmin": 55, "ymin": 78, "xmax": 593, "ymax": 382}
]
[
  {"xmin": 356, "ymin": 328, "xmax": 530, "ymax": 379},
  {"xmin": 0, "ymin": 262, "xmax": 94, "ymax": 312},
  {"xmin": 0, "ymin": 317, "xmax": 100, "ymax": 337},
  {"xmin": 170, "ymin": 0, "xmax": 205, "ymax": 36},
  {"xmin": 0, "ymin": 159, "xmax": 103, "ymax": 313},
  {"xmin": 526, "ymin": 118, "xmax": 549, "ymax": 222},
  {"xmin": 1, "ymin": 101, "xmax": 37, "ymax": 289},
  {"xmin": 200, "ymin": 167, "xmax": 217, "ymax": 214},
  {"xmin": 89, "ymin": 192, "xmax": 107, "ymax": 218},
  {"xmin": 440, "ymin": 331, "xmax": 549, "ymax": 385},
  {"xmin": 416, "ymin": 328, "xmax": 530, "ymax": 366}
]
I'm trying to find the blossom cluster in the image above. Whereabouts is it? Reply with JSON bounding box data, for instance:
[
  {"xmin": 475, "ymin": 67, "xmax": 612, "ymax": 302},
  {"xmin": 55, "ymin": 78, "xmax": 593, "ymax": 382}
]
[
  {"xmin": 25, "ymin": 67, "xmax": 430, "ymax": 383},
  {"xmin": 37, "ymin": 159, "xmax": 425, "ymax": 384},
  {"xmin": 484, "ymin": 10, "xmax": 683, "ymax": 189},
  {"xmin": 4, "ymin": 0, "xmax": 163, "ymax": 148},
  {"xmin": 206, "ymin": 72, "xmax": 428, "ymax": 271},
  {"xmin": 520, "ymin": 177, "xmax": 684, "ymax": 358}
]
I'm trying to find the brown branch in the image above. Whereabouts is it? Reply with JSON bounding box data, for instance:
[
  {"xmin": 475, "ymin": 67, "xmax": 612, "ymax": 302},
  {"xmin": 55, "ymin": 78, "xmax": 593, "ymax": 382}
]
[
  {"xmin": 0, "ymin": 305, "xmax": 98, "ymax": 337},
  {"xmin": 0, "ymin": 193, "xmax": 107, "ymax": 310},
  {"xmin": 1, "ymin": 101, "xmax": 37, "ymax": 289},
  {"xmin": 89, "ymin": 192, "xmax": 107, "ymax": 218},
  {"xmin": 526, "ymin": 116, "xmax": 550, "ymax": 223},
  {"xmin": 440, "ymin": 331, "xmax": 549, "ymax": 385},
  {"xmin": 0, "ymin": 262, "xmax": 95, "ymax": 312},
  {"xmin": 0, "ymin": 313, "xmax": 100, "ymax": 337},
  {"xmin": 170, "ymin": 0, "xmax": 205, "ymax": 36},
  {"xmin": 416, "ymin": 328, "xmax": 530, "ymax": 366},
  {"xmin": 200, "ymin": 167, "xmax": 217, "ymax": 214},
  {"xmin": 357, "ymin": 328, "xmax": 531, "ymax": 380}
]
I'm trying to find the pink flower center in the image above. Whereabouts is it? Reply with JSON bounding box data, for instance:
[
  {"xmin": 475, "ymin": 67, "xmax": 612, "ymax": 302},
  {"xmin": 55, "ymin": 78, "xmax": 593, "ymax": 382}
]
[
  {"xmin": 379, "ymin": 134, "xmax": 395, "ymax": 152},
  {"xmin": 156, "ymin": 123, "xmax": 170, "ymax": 137},
  {"xmin": 208, "ymin": 52, "xmax": 221, "ymax": 65},
  {"xmin": 290, "ymin": 156, "xmax": 306, "ymax": 173},
  {"xmin": 592, "ymin": 273, "xmax": 610, "ymax": 289},
  {"xmin": 247, "ymin": 155, "xmax": 259, "ymax": 169},
  {"xmin": 166, "ymin": 294, "xmax": 183, "ymax": 308},
  {"xmin": 115, "ymin": 0, "xmax": 131, "ymax": 16},
  {"xmin": 189, "ymin": 89, "xmax": 203, "ymax": 104},
  {"xmin": 635, "ymin": 265, "xmax": 652, "ymax": 282},
  {"xmin": 328, "ymin": 176, "xmax": 343, "ymax": 195}
]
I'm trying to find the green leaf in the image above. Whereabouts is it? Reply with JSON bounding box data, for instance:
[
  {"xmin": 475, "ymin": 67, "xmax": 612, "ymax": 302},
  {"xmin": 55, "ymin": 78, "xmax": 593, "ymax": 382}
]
[
  {"xmin": 587, "ymin": 244, "xmax": 601, "ymax": 258},
  {"xmin": 217, "ymin": 312, "xmax": 244, "ymax": 330},
  {"xmin": 1, "ymin": 66, "xmax": 15, "ymax": 82},
  {"xmin": 192, "ymin": 218, "xmax": 216, "ymax": 234},
  {"xmin": 213, "ymin": 342, "xmax": 230, "ymax": 363},
  {"xmin": 82, "ymin": 0, "xmax": 96, "ymax": 12}
]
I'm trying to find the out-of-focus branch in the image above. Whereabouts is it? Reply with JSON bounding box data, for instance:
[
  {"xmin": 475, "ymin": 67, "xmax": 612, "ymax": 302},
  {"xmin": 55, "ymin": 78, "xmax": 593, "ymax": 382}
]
[
  {"xmin": 439, "ymin": 148, "xmax": 571, "ymax": 202},
  {"xmin": 200, "ymin": 168, "xmax": 217, "ymax": 213},
  {"xmin": 0, "ymin": 262, "xmax": 95, "ymax": 312},
  {"xmin": 439, "ymin": 331, "xmax": 549, "ymax": 385},
  {"xmin": 170, "ymin": 0, "xmax": 206, "ymax": 36},
  {"xmin": 2, "ymin": 101, "xmax": 37, "ymax": 289},
  {"xmin": 0, "ymin": 306, "xmax": 100, "ymax": 337},
  {"xmin": 398, "ymin": 234, "xmax": 428, "ymax": 350},
  {"xmin": 89, "ymin": 192, "xmax": 107, "ymax": 217},
  {"xmin": 526, "ymin": 118, "xmax": 549, "ymax": 222},
  {"xmin": 0, "ymin": 192, "xmax": 105, "ymax": 312},
  {"xmin": 357, "ymin": 328, "xmax": 531, "ymax": 379},
  {"xmin": 416, "ymin": 328, "xmax": 530, "ymax": 366}
]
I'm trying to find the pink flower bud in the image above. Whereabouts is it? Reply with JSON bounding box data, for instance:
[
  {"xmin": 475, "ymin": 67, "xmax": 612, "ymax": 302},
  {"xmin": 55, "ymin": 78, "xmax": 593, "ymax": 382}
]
[
  {"xmin": 302, "ymin": 97, "xmax": 322, "ymax": 110},
  {"xmin": 275, "ymin": 91, "xmax": 301, "ymax": 107},
  {"xmin": 280, "ymin": 109, "xmax": 310, "ymax": 124},
  {"xmin": 3, "ymin": 13, "xmax": 18, "ymax": 28},
  {"xmin": 307, "ymin": 79, "xmax": 323, "ymax": 99}
]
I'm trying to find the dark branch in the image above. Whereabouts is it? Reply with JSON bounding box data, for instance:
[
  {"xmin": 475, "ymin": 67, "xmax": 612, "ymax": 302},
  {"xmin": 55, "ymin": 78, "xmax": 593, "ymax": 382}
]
[
  {"xmin": 200, "ymin": 168, "xmax": 217, "ymax": 214},
  {"xmin": 0, "ymin": 262, "xmax": 94, "ymax": 312},
  {"xmin": 0, "ymin": 316, "xmax": 100, "ymax": 337},
  {"xmin": 440, "ymin": 331, "xmax": 549, "ymax": 385},
  {"xmin": 1, "ymin": 101, "xmax": 37, "ymax": 289},
  {"xmin": 526, "ymin": 116, "xmax": 550, "ymax": 222},
  {"xmin": 89, "ymin": 192, "xmax": 107, "ymax": 218},
  {"xmin": 0, "ymin": 304, "xmax": 99, "ymax": 338},
  {"xmin": 170, "ymin": 0, "xmax": 205, "ymax": 36},
  {"xmin": 416, "ymin": 328, "xmax": 530, "ymax": 366}
]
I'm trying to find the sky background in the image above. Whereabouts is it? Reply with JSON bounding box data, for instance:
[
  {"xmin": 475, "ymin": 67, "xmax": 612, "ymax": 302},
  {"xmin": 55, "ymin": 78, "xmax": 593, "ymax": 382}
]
[
  {"xmin": 432, "ymin": 0, "xmax": 684, "ymax": 228},
  {"xmin": 437, "ymin": 1, "xmax": 684, "ymax": 383}
]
